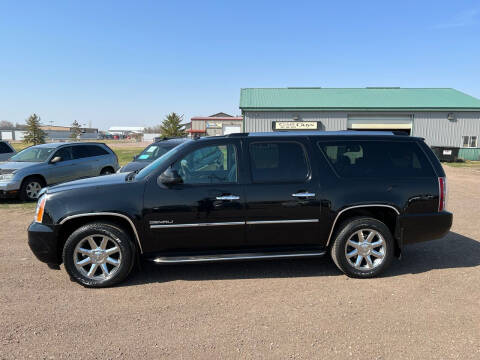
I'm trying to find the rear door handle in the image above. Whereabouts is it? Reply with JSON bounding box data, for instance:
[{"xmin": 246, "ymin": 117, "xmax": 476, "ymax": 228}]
[
  {"xmin": 216, "ymin": 195, "xmax": 240, "ymax": 201},
  {"xmin": 292, "ymin": 192, "xmax": 316, "ymax": 198}
]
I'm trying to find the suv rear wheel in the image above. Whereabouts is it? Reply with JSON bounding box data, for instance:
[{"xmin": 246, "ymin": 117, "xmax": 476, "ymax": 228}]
[
  {"xmin": 63, "ymin": 222, "xmax": 135, "ymax": 287},
  {"xmin": 330, "ymin": 217, "xmax": 394, "ymax": 278}
]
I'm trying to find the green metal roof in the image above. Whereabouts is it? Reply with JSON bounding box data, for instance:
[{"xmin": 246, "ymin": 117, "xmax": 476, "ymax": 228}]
[{"xmin": 239, "ymin": 88, "xmax": 480, "ymax": 111}]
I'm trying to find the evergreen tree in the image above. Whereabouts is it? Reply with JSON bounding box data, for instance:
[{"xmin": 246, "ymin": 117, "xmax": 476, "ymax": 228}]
[
  {"xmin": 70, "ymin": 120, "xmax": 82, "ymax": 140},
  {"xmin": 23, "ymin": 114, "xmax": 46, "ymax": 145},
  {"xmin": 160, "ymin": 112, "xmax": 186, "ymax": 137}
]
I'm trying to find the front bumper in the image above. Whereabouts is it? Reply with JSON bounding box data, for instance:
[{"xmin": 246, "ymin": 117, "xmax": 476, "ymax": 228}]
[
  {"xmin": 399, "ymin": 211, "xmax": 453, "ymax": 246},
  {"xmin": 28, "ymin": 222, "xmax": 61, "ymax": 266},
  {"xmin": 0, "ymin": 180, "xmax": 21, "ymax": 198}
]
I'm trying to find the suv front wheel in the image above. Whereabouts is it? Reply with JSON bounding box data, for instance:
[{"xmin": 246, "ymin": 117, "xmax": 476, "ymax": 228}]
[
  {"xmin": 330, "ymin": 217, "xmax": 394, "ymax": 278},
  {"xmin": 20, "ymin": 176, "xmax": 45, "ymax": 201},
  {"xmin": 63, "ymin": 222, "xmax": 136, "ymax": 287}
]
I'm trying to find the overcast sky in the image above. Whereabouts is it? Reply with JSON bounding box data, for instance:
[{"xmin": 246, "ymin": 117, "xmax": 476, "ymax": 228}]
[{"xmin": 1, "ymin": 0, "xmax": 479, "ymax": 130}]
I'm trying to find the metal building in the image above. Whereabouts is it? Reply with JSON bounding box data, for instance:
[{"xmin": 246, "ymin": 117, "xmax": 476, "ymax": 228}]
[{"xmin": 240, "ymin": 88, "xmax": 480, "ymax": 160}]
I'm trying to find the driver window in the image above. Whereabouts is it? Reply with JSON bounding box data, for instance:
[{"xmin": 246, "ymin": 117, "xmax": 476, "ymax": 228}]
[
  {"xmin": 173, "ymin": 144, "xmax": 237, "ymax": 184},
  {"xmin": 53, "ymin": 147, "xmax": 73, "ymax": 162}
]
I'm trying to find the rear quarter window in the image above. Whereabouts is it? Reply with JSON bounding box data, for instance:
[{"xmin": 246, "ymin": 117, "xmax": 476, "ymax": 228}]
[
  {"xmin": 318, "ymin": 140, "xmax": 434, "ymax": 178},
  {"xmin": 88, "ymin": 145, "xmax": 109, "ymax": 156}
]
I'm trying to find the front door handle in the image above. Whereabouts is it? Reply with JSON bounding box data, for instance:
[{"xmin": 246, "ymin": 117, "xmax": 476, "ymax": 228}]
[
  {"xmin": 292, "ymin": 192, "xmax": 316, "ymax": 198},
  {"xmin": 216, "ymin": 195, "xmax": 240, "ymax": 201}
]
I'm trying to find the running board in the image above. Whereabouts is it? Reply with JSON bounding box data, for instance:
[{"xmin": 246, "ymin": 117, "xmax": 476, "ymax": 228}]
[{"xmin": 149, "ymin": 250, "xmax": 326, "ymax": 264}]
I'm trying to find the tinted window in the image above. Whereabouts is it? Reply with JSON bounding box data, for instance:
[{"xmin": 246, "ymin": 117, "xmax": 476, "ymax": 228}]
[
  {"xmin": 72, "ymin": 145, "xmax": 90, "ymax": 159},
  {"xmin": 319, "ymin": 141, "xmax": 434, "ymax": 178},
  {"xmin": 72, "ymin": 145, "xmax": 107, "ymax": 159},
  {"xmin": 249, "ymin": 142, "xmax": 309, "ymax": 183},
  {"xmin": 0, "ymin": 142, "xmax": 13, "ymax": 153},
  {"xmin": 53, "ymin": 147, "xmax": 73, "ymax": 161},
  {"xmin": 173, "ymin": 144, "xmax": 237, "ymax": 184},
  {"xmin": 88, "ymin": 145, "xmax": 109, "ymax": 156}
]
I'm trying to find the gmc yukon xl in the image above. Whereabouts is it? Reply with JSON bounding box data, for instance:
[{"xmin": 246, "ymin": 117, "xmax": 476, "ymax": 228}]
[{"xmin": 28, "ymin": 131, "xmax": 452, "ymax": 287}]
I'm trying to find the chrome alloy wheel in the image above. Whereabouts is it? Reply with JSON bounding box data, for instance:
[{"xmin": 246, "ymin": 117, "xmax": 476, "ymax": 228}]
[
  {"xmin": 345, "ymin": 229, "xmax": 386, "ymax": 271},
  {"xmin": 73, "ymin": 235, "xmax": 122, "ymax": 280},
  {"xmin": 26, "ymin": 181, "xmax": 42, "ymax": 200}
]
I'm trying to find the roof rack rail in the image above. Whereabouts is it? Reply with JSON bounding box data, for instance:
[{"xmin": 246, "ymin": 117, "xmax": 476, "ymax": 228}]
[{"xmin": 227, "ymin": 132, "xmax": 249, "ymax": 137}]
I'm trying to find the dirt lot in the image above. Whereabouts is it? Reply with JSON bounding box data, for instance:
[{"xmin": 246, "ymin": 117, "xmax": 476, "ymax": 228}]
[{"xmin": 1, "ymin": 166, "xmax": 479, "ymax": 359}]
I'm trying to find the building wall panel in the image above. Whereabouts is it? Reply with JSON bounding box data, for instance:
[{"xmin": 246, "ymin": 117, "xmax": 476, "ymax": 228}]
[
  {"xmin": 244, "ymin": 111, "xmax": 347, "ymax": 132},
  {"xmin": 244, "ymin": 110, "xmax": 480, "ymax": 147},
  {"xmin": 413, "ymin": 112, "xmax": 480, "ymax": 147}
]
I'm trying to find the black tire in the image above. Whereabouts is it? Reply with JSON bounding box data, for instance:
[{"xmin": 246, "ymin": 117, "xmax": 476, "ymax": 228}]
[
  {"xmin": 330, "ymin": 217, "xmax": 394, "ymax": 278},
  {"xmin": 62, "ymin": 222, "xmax": 136, "ymax": 288},
  {"xmin": 19, "ymin": 176, "xmax": 45, "ymax": 202},
  {"xmin": 100, "ymin": 167, "xmax": 114, "ymax": 175}
]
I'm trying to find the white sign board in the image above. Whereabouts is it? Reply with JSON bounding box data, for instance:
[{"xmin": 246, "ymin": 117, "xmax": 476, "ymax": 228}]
[{"xmin": 273, "ymin": 121, "xmax": 318, "ymax": 130}]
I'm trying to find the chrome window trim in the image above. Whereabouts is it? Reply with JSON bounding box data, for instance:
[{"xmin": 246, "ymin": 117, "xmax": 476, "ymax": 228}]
[
  {"xmin": 59, "ymin": 212, "xmax": 143, "ymax": 253},
  {"xmin": 326, "ymin": 204, "xmax": 400, "ymax": 247},
  {"xmin": 246, "ymin": 219, "xmax": 319, "ymax": 225}
]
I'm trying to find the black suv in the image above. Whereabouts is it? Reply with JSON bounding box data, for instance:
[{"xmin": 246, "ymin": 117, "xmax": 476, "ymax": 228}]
[{"xmin": 28, "ymin": 131, "xmax": 452, "ymax": 287}]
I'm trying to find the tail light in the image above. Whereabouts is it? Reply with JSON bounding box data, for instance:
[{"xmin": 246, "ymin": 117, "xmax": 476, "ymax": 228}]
[{"xmin": 438, "ymin": 177, "xmax": 447, "ymax": 212}]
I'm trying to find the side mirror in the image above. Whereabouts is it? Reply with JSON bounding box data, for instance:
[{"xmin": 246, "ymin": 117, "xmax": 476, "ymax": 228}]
[
  {"xmin": 50, "ymin": 156, "xmax": 62, "ymax": 164},
  {"xmin": 133, "ymin": 155, "xmax": 138, "ymax": 161},
  {"xmin": 158, "ymin": 167, "xmax": 183, "ymax": 186}
]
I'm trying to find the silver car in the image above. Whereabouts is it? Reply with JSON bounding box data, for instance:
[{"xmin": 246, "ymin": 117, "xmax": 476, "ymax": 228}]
[
  {"xmin": 0, "ymin": 142, "xmax": 119, "ymax": 201},
  {"xmin": 0, "ymin": 141, "xmax": 16, "ymax": 161}
]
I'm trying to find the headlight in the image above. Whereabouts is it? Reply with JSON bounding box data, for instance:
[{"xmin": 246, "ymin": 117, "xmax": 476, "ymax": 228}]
[
  {"xmin": 0, "ymin": 173, "xmax": 15, "ymax": 182},
  {"xmin": 35, "ymin": 195, "xmax": 47, "ymax": 223}
]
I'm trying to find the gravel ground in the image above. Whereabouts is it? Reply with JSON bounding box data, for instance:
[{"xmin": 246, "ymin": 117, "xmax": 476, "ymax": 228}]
[{"xmin": 0, "ymin": 166, "xmax": 479, "ymax": 359}]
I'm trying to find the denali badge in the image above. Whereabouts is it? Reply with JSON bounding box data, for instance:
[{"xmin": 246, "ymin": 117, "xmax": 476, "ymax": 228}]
[{"xmin": 150, "ymin": 220, "xmax": 174, "ymax": 225}]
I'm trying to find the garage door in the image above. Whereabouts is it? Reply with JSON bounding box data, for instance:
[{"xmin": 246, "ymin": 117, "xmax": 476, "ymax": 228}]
[
  {"xmin": 223, "ymin": 125, "xmax": 241, "ymax": 135},
  {"xmin": 347, "ymin": 116, "xmax": 412, "ymax": 134},
  {"xmin": 1, "ymin": 131, "xmax": 13, "ymax": 140}
]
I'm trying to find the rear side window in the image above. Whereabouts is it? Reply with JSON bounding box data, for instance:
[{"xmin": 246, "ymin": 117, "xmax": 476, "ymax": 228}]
[
  {"xmin": 249, "ymin": 142, "xmax": 309, "ymax": 183},
  {"xmin": 88, "ymin": 145, "xmax": 109, "ymax": 156},
  {"xmin": 0, "ymin": 142, "xmax": 13, "ymax": 153},
  {"xmin": 72, "ymin": 145, "xmax": 108, "ymax": 159},
  {"xmin": 72, "ymin": 145, "xmax": 90, "ymax": 159},
  {"xmin": 319, "ymin": 141, "xmax": 434, "ymax": 178}
]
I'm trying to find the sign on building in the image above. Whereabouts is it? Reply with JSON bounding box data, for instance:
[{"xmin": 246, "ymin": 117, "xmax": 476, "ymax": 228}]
[{"xmin": 273, "ymin": 121, "xmax": 319, "ymax": 131}]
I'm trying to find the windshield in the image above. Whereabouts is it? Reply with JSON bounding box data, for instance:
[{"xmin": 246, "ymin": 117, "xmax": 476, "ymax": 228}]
[
  {"xmin": 10, "ymin": 147, "xmax": 56, "ymax": 162},
  {"xmin": 135, "ymin": 142, "xmax": 189, "ymax": 180},
  {"xmin": 136, "ymin": 143, "xmax": 173, "ymax": 162}
]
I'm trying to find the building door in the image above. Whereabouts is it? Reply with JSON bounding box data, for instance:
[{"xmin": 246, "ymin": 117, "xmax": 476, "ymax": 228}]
[{"xmin": 347, "ymin": 116, "xmax": 413, "ymax": 135}]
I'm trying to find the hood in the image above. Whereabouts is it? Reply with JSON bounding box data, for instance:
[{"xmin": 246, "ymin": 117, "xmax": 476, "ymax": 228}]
[
  {"xmin": 47, "ymin": 173, "xmax": 129, "ymax": 194},
  {"xmin": 0, "ymin": 161, "xmax": 41, "ymax": 172},
  {"xmin": 118, "ymin": 161, "xmax": 149, "ymax": 173}
]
